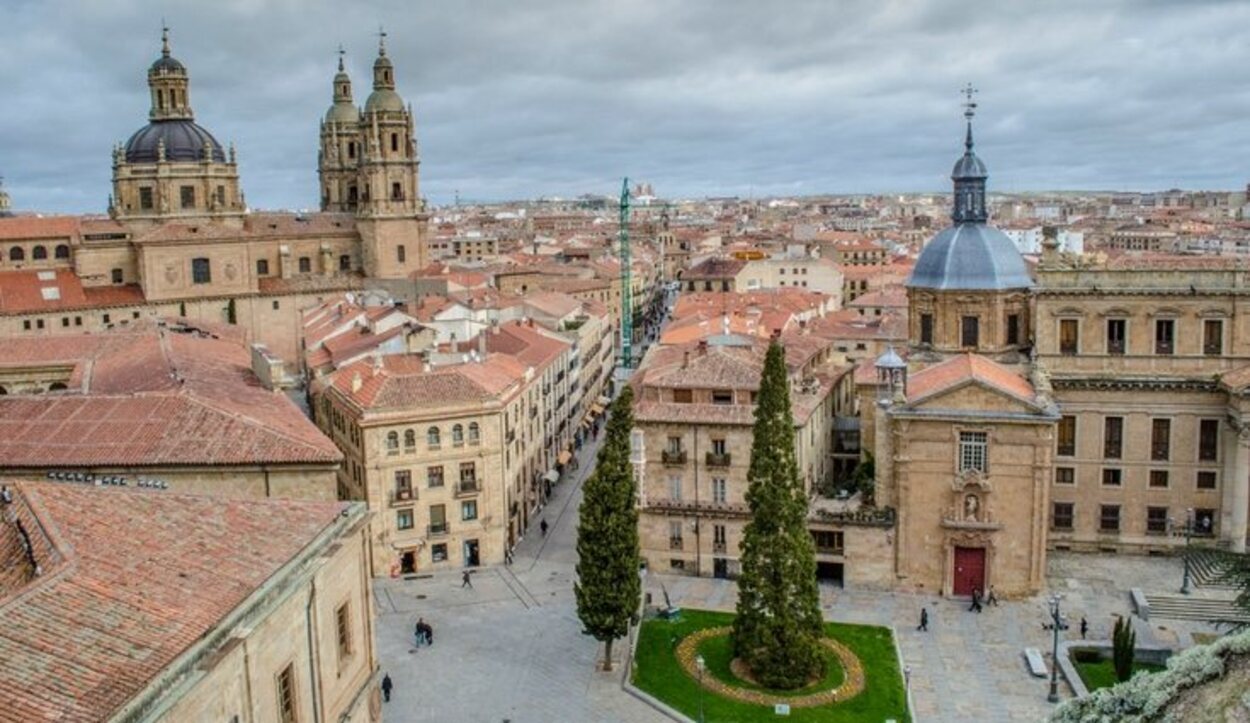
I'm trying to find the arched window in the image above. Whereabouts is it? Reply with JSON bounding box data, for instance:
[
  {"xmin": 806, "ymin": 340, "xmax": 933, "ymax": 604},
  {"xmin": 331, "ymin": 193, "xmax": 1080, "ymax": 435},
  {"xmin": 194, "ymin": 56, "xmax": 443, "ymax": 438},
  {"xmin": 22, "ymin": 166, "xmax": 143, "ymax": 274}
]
[
  {"xmin": 427, "ymin": 426, "xmax": 441, "ymax": 448},
  {"xmin": 157, "ymin": 89, "xmax": 165, "ymax": 110},
  {"xmin": 391, "ymin": 133, "xmax": 399, "ymax": 153},
  {"xmin": 9, "ymin": 247, "xmax": 23, "ymax": 262},
  {"xmin": 32, "ymin": 246, "xmax": 47, "ymax": 260},
  {"xmin": 404, "ymin": 429, "xmax": 416, "ymax": 450},
  {"xmin": 347, "ymin": 142, "xmax": 356, "ymax": 160},
  {"xmin": 452, "ymin": 424, "xmax": 464, "ymax": 447},
  {"xmin": 54, "ymin": 245, "xmax": 70, "ymax": 260},
  {"xmin": 468, "ymin": 422, "xmax": 480, "ymax": 445},
  {"xmin": 386, "ymin": 431, "xmax": 399, "ymax": 452}
]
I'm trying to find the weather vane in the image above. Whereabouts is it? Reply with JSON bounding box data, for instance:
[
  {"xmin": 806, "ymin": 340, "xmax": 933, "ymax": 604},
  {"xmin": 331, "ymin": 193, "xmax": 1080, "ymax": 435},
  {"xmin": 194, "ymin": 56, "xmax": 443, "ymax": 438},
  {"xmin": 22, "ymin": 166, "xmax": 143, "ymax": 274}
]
[
  {"xmin": 962, "ymin": 82, "xmax": 978, "ymax": 120},
  {"xmin": 337, "ymin": 44, "xmax": 345, "ymax": 70}
]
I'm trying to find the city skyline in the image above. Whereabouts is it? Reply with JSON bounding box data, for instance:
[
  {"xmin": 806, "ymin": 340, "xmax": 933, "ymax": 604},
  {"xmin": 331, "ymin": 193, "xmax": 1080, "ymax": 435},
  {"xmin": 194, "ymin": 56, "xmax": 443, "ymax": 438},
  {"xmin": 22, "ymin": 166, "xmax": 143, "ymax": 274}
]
[{"xmin": 3, "ymin": 0, "xmax": 1249, "ymax": 213}]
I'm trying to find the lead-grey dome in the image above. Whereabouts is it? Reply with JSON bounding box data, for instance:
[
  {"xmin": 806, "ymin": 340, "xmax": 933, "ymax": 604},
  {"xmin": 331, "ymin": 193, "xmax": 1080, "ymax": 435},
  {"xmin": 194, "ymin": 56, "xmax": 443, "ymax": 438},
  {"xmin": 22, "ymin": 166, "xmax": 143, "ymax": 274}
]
[
  {"xmin": 907, "ymin": 222, "xmax": 1032, "ymax": 290},
  {"xmin": 952, "ymin": 151, "xmax": 986, "ymax": 179},
  {"xmin": 123, "ymin": 119, "xmax": 226, "ymax": 163}
]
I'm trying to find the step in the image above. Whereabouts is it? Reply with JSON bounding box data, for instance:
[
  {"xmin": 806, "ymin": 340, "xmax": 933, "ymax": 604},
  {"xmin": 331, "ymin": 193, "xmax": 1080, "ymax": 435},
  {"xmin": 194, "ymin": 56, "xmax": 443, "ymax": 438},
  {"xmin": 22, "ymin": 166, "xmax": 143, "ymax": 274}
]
[{"xmin": 1144, "ymin": 593, "xmax": 1250, "ymax": 624}]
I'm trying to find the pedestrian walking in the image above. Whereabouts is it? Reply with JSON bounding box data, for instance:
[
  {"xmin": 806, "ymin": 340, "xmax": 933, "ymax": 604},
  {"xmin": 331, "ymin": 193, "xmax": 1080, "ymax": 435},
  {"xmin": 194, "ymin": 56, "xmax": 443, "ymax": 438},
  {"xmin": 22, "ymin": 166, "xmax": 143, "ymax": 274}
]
[
  {"xmin": 462, "ymin": 570, "xmax": 473, "ymax": 588},
  {"xmin": 540, "ymin": 518, "xmax": 549, "ymax": 537},
  {"xmin": 504, "ymin": 547, "xmax": 513, "ymax": 566},
  {"xmin": 1080, "ymin": 617, "xmax": 1088, "ymax": 640},
  {"xmin": 414, "ymin": 618, "xmax": 428, "ymax": 647},
  {"xmin": 986, "ymin": 585, "xmax": 999, "ymax": 607},
  {"xmin": 381, "ymin": 673, "xmax": 393, "ymax": 702},
  {"xmin": 969, "ymin": 588, "xmax": 983, "ymax": 613},
  {"xmin": 918, "ymin": 607, "xmax": 929, "ymax": 632}
]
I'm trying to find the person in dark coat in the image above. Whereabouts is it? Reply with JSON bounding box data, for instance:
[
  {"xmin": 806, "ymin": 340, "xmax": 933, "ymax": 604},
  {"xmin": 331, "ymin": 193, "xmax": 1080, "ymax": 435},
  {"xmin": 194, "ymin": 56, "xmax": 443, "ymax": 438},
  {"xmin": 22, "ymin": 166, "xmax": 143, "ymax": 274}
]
[
  {"xmin": 1080, "ymin": 617, "xmax": 1088, "ymax": 639},
  {"xmin": 540, "ymin": 519, "xmax": 549, "ymax": 537},
  {"xmin": 969, "ymin": 588, "xmax": 983, "ymax": 613},
  {"xmin": 462, "ymin": 570, "xmax": 473, "ymax": 588},
  {"xmin": 918, "ymin": 607, "xmax": 929, "ymax": 632},
  {"xmin": 381, "ymin": 673, "xmax": 393, "ymax": 702}
]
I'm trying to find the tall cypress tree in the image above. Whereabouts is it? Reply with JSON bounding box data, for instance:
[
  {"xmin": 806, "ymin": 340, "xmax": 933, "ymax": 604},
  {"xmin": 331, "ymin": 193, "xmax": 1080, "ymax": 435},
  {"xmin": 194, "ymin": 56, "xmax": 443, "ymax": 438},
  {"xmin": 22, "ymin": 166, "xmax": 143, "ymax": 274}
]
[
  {"xmin": 732, "ymin": 340, "xmax": 825, "ymax": 689},
  {"xmin": 575, "ymin": 385, "xmax": 641, "ymax": 671}
]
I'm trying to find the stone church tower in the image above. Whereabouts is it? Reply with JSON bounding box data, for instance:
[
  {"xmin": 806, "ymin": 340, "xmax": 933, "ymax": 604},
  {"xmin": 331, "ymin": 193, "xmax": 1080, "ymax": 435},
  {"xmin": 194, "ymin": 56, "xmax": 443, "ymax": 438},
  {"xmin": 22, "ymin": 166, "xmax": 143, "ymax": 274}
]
[
  {"xmin": 318, "ymin": 34, "xmax": 427, "ymax": 278},
  {"xmin": 110, "ymin": 28, "xmax": 244, "ymax": 228}
]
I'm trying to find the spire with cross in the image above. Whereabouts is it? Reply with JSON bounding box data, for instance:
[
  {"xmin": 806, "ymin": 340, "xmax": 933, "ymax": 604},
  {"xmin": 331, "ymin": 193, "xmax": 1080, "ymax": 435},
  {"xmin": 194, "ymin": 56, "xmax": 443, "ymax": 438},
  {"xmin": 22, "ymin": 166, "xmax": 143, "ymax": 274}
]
[
  {"xmin": 961, "ymin": 83, "xmax": 978, "ymax": 151},
  {"xmin": 377, "ymin": 26, "xmax": 387, "ymax": 56},
  {"xmin": 161, "ymin": 20, "xmax": 171, "ymax": 57},
  {"xmin": 338, "ymin": 44, "xmax": 345, "ymax": 72}
]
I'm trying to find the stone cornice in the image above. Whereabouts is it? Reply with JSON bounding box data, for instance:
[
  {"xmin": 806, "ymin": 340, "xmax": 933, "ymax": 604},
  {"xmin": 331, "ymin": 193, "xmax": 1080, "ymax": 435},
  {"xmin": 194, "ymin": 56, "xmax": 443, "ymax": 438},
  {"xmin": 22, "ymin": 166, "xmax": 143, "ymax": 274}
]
[{"xmin": 1052, "ymin": 376, "xmax": 1219, "ymax": 392}]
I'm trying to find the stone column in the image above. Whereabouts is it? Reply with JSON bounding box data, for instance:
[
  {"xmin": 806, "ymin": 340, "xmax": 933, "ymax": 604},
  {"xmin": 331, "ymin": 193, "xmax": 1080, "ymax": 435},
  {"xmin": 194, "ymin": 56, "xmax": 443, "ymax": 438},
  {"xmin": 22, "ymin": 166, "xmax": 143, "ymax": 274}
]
[{"xmin": 1229, "ymin": 434, "xmax": 1249, "ymax": 553}]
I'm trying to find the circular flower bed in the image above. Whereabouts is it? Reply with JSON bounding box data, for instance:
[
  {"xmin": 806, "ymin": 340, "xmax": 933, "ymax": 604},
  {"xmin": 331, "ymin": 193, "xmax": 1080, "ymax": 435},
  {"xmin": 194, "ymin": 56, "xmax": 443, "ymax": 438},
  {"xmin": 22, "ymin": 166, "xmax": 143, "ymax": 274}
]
[{"xmin": 674, "ymin": 626, "xmax": 866, "ymax": 708}]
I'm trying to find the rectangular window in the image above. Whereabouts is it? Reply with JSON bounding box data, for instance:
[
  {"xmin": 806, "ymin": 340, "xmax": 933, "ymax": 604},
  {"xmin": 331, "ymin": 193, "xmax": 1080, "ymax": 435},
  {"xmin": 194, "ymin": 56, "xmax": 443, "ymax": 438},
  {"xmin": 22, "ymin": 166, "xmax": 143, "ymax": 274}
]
[
  {"xmin": 1199, "ymin": 419, "xmax": 1220, "ymax": 461},
  {"xmin": 23, "ymin": 320, "xmax": 30, "ymax": 330},
  {"xmin": 394, "ymin": 470, "xmax": 412, "ymax": 496},
  {"xmin": 1104, "ymin": 417, "xmax": 1123, "ymax": 459},
  {"xmin": 669, "ymin": 520, "xmax": 683, "ymax": 549},
  {"xmin": 713, "ymin": 524, "xmax": 727, "ymax": 551},
  {"xmin": 216, "ymin": 185, "xmax": 226, "ymax": 207},
  {"xmin": 711, "ymin": 439, "xmax": 727, "ymax": 456},
  {"xmin": 111, "ymin": 268, "xmax": 124, "ymax": 284},
  {"xmin": 1155, "ymin": 319, "xmax": 1175, "ymax": 355},
  {"xmin": 920, "ymin": 313, "xmax": 933, "ymax": 345},
  {"xmin": 397, "ymin": 245, "xmax": 406, "ymax": 263},
  {"xmin": 256, "ymin": 258, "xmax": 269, "ymax": 275},
  {"xmin": 1106, "ymin": 318, "xmax": 1126, "ymax": 355},
  {"xmin": 712, "ymin": 478, "xmax": 727, "ymax": 504},
  {"xmin": 1055, "ymin": 467, "xmax": 1075, "ymax": 485},
  {"xmin": 430, "ymin": 504, "xmax": 447, "ymax": 534},
  {"xmin": 277, "ymin": 664, "xmax": 298, "ymax": 723},
  {"xmin": 1057, "ymin": 416, "xmax": 1076, "ymax": 456},
  {"xmin": 139, "ymin": 187, "xmax": 154, "ymax": 210},
  {"xmin": 1006, "ymin": 314, "xmax": 1020, "ymax": 346},
  {"xmin": 1146, "ymin": 506, "xmax": 1168, "ymax": 534},
  {"xmin": 1102, "ymin": 468, "xmax": 1122, "ymax": 487},
  {"xmin": 335, "ymin": 602, "xmax": 352, "ymax": 660},
  {"xmin": 958, "ymin": 431, "xmax": 988, "ymax": 473},
  {"xmin": 339, "ymin": 254, "xmax": 351, "ymax": 271},
  {"xmin": 1052, "ymin": 502, "xmax": 1074, "ymax": 531},
  {"xmin": 461, "ymin": 500, "xmax": 478, "ymax": 521},
  {"xmin": 1195, "ymin": 509, "xmax": 1216, "ymax": 535},
  {"xmin": 673, "ymin": 388, "xmax": 693, "ymax": 403},
  {"xmin": 431, "ymin": 543, "xmax": 448, "ymax": 562},
  {"xmin": 298, "ymin": 256, "xmax": 311, "ymax": 273},
  {"xmin": 1149, "ymin": 470, "xmax": 1169, "ymax": 489},
  {"xmin": 668, "ymin": 475, "xmax": 682, "ymax": 500},
  {"xmin": 1197, "ymin": 471, "xmax": 1218, "ymax": 490},
  {"xmin": 459, "ymin": 462, "xmax": 476, "ymax": 485},
  {"xmin": 961, "ymin": 316, "xmax": 979, "ymax": 348},
  {"xmin": 1151, "ymin": 419, "xmax": 1171, "ymax": 461},
  {"xmin": 272, "ymin": 300, "xmax": 280, "ymax": 310},
  {"xmin": 191, "ymin": 257, "xmax": 211, "ymax": 284},
  {"xmin": 428, "ymin": 466, "xmax": 444, "ymax": 488},
  {"xmin": 711, "ymin": 390, "xmax": 733, "ymax": 405},
  {"xmin": 396, "ymin": 509, "xmax": 413, "ymax": 530},
  {"xmin": 180, "ymin": 185, "xmax": 195, "ymax": 209},
  {"xmin": 1099, "ymin": 504, "xmax": 1121, "ymax": 532},
  {"xmin": 1059, "ymin": 319, "xmax": 1079, "ymax": 355},
  {"xmin": 391, "ymin": 182, "xmax": 403, "ymax": 200},
  {"xmin": 1204, "ymin": 319, "xmax": 1223, "ymax": 356},
  {"xmin": 667, "ymin": 436, "xmax": 683, "ymax": 454}
]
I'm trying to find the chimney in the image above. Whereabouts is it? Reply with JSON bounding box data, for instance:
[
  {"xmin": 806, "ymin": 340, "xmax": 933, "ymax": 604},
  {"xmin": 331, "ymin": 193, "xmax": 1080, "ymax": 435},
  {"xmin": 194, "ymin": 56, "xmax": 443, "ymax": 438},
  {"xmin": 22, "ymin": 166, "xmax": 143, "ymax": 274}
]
[
  {"xmin": 478, "ymin": 330, "xmax": 487, "ymax": 358},
  {"xmin": 683, "ymin": 350, "xmax": 690, "ymax": 369},
  {"xmin": 698, "ymin": 339, "xmax": 708, "ymax": 356},
  {"xmin": 372, "ymin": 350, "xmax": 383, "ymax": 374},
  {"xmin": 1041, "ymin": 225, "xmax": 1060, "ymax": 267},
  {"xmin": 351, "ymin": 372, "xmax": 363, "ymax": 393},
  {"xmin": 450, "ymin": 332, "xmax": 458, "ymax": 354}
]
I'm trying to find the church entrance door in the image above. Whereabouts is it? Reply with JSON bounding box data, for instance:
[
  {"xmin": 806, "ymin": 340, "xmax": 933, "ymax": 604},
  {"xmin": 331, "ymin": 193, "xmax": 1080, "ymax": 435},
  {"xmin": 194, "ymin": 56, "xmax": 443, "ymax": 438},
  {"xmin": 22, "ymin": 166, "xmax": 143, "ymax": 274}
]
[{"xmin": 953, "ymin": 546, "xmax": 985, "ymax": 597}]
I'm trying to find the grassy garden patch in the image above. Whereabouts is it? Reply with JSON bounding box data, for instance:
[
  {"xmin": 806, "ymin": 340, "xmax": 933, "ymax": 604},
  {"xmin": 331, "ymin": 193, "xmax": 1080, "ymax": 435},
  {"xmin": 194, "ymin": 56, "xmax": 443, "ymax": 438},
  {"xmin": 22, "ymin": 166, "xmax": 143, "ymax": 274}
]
[
  {"xmin": 633, "ymin": 609, "xmax": 909, "ymax": 722},
  {"xmin": 1074, "ymin": 658, "xmax": 1166, "ymax": 692}
]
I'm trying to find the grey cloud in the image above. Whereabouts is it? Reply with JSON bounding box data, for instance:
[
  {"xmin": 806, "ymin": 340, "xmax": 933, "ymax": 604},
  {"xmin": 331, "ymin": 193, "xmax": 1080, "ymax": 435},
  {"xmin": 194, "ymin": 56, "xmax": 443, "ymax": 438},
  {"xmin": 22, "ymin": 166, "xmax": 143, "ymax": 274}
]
[{"xmin": 1, "ymin": 0, "xmax": 1248, "ymax": 213}]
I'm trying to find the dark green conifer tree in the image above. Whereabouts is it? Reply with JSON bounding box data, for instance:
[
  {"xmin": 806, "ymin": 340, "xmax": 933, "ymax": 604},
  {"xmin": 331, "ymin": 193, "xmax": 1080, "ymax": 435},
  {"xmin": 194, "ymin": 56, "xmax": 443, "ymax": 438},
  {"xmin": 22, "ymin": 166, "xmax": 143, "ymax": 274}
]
[
  {"xmin": 731, "ymin": 340, "xmax": 825, "ymax": 689},
  {"xmin": 575, "ymin": 386, "xmax": 641, "ymax": 671}
]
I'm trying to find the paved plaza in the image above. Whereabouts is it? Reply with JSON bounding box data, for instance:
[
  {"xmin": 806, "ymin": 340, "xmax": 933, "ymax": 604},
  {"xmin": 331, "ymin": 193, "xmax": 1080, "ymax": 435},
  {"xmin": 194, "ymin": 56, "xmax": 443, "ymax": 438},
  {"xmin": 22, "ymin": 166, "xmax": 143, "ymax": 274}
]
[{"xmin": 373, "ymin": 430, "xmax": 1223, "ymax": 722}]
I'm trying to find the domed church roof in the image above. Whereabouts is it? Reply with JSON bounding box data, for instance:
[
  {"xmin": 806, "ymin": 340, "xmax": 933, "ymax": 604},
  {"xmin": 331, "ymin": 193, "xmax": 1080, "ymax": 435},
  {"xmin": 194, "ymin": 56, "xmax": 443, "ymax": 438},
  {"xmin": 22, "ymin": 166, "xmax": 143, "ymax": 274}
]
[
  {"xmin": 123, "ymin": 120, "xmax": 226, "ymax": 163},
  {"xmin": 907, "ymin": 86, "xmax": 1032, "ymax": 292}
]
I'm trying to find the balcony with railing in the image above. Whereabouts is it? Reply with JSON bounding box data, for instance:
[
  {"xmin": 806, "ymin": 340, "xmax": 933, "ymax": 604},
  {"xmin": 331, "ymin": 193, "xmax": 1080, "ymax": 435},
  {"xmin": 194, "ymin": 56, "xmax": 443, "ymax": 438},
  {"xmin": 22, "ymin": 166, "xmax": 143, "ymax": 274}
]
[
  {"xmin": 661, "ymin": 449, "xmax": 687, "ymax": 465},
  {"xmin": 390, "ymin": 488, "xmax": 416, "ymax": 507},
  {"xmin": 457, "ymin": 478, "xmax": 480, "ymax": 497},
  {"xmin": 705, "ymin": 451, "xmax": 731, "ymax": 467},
  {"xmin": 428, "ymin": 522, "xmax": 451, "ymax": 537},
  {"xmin": 712, "ymin": 540, "xmax": 727, "ymax": 554}
]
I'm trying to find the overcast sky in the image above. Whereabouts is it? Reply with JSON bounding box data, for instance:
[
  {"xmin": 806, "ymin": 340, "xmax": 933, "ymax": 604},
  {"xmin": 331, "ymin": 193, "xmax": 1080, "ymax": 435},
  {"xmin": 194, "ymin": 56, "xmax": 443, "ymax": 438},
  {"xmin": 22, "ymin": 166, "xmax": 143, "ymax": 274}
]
[{"xmin": 3, "ymin": 0, "xmax": 1249, "ymax": 213}]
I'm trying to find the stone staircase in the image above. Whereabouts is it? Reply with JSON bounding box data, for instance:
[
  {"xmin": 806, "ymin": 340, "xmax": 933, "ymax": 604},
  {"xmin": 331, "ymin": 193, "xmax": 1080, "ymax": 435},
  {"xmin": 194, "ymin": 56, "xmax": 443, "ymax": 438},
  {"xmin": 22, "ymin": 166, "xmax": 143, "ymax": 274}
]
[
  {"xmin": 1143, "ymin": 592, "xmax": 1250, "ymax": 625},
  {"xmin": 1186, "ymin": 548, "xmax": 1240, "ymax": 591}
]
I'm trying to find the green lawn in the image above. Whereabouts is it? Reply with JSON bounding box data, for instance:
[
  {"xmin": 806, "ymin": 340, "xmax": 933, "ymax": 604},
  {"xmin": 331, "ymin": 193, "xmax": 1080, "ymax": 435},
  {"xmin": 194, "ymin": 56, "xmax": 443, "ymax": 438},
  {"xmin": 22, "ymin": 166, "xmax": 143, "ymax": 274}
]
[
  {"xmin": 1074, "ymin": 658, "xmax": 1166, "ymax": 692},
  {"xmin": 696, "ymin": 631, "xmax": 846, "ymax": 697},
  {"xmin": 633, "ymin": 609, "xmax": 909, "ymax": 723}
]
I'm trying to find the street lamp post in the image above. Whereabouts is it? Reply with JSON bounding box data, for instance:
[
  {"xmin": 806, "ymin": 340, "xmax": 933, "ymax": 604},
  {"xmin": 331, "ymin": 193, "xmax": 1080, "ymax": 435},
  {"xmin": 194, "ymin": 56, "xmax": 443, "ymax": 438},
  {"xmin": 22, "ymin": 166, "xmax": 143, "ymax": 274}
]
[
  {"xmin": 1181, "ymin": 507, "xmax": 1194, "ymax": 595},
  {"xmin": 904, "ymin": 665, "xmax": 912, "ymax": 709},
  {"xmin": 695, "ymin": 654, "xmax": 706, "ymax": 723},
  {"xmin": 1044, "ymin": 594, "xmax": 1069, "ymax": 703}
]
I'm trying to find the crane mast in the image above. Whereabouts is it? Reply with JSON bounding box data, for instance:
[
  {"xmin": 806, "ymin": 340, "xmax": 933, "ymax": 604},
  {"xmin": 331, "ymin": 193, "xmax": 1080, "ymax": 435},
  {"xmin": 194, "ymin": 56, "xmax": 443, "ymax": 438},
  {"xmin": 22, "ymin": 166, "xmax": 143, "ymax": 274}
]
[{"xmin": 618, "ymin": 178, "xmax": 633, "ymax": 370}]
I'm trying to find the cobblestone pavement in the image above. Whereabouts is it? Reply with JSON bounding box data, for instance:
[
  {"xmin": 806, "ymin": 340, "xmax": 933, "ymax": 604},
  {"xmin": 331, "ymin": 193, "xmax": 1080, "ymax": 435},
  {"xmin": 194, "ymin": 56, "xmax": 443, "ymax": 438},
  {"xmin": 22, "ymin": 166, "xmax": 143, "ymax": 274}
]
[{"xmin": 374, "ymin": 421, "xmax": 1222, "ymax": 722}]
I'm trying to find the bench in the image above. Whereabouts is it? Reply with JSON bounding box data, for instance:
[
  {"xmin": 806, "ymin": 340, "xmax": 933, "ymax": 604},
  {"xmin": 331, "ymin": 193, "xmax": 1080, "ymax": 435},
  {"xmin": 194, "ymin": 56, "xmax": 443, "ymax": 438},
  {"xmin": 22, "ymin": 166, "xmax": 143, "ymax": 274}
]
[{"xmin": 1023, "ymin": 648, "xmax": 1048, "ymax": 678}]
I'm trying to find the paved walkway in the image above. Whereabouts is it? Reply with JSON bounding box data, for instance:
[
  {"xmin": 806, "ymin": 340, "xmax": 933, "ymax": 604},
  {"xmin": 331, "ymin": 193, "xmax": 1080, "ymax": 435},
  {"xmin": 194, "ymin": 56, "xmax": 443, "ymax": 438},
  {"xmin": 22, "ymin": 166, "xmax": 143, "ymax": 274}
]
[{"xmin": 373, "ymin": 429, "xmax": 669, "ymax": 723}]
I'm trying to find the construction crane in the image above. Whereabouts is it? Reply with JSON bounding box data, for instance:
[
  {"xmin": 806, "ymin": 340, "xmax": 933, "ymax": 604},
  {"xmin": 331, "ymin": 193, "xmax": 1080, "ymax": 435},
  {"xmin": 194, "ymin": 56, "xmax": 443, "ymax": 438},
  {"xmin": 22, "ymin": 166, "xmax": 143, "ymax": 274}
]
[{"xmin": 618, "ymin": 177, "xmax": 634, "ymax": 371}]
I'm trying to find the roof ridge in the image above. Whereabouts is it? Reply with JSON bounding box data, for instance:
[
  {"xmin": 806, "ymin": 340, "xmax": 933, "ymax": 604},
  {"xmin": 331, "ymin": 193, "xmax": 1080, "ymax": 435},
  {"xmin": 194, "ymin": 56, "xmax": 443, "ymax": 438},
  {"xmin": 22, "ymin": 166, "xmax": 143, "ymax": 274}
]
[{"xmin": 179, "ymin": 392, "xmax": 341, "ymax": 460}]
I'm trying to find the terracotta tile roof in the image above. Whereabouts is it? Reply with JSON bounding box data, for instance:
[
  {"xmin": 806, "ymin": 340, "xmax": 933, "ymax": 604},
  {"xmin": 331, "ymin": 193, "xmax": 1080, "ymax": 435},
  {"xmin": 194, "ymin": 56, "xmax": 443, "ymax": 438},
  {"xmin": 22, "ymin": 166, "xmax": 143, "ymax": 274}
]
[
  {"xmin": 809, "ymin": 308, "xmax": 908, "ymax": 342},
  {"xmin": 683, "ymin": 257, "xmax": 748, "ymax": 280},
  {"xmin": 0, "ymin": 269, "xmax": 146, "ymax": 315},
  {"xmin": 483, "ymin": 321, "xmax": 569, "ymax": 370},
  {"xmin": 0, "ymin": 216, "xmax": 80, "ymax": 241},
  {"xmin": 0, "ymin": 324, "xmax": 341, "ymax": 468},
  {"xmin": 848, "ymin": 286, "xmax": 908, "ymax": 309},
  {"xmin": 0, "ymin": 481, "xmax": 349, "ymax": 722},
  {"xmin": 325, "ymin": 353, "xmax": 528, "ymax": 410},
  {"xmin": 905, "ymin": 353, "xmax": 1035, "ymax": 404}
]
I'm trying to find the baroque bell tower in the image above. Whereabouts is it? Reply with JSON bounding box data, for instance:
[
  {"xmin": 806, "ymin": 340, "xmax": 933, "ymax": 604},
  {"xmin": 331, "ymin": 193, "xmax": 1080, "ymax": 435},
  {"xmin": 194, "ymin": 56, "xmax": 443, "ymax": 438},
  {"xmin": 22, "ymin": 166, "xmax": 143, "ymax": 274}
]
[
  {"xmin": 353, "ymin": 30, "xmax": 427, "ymax": 278},
  {"xmin": 319, "ymin": 47, "xmax": 363, "ymax": 213}
]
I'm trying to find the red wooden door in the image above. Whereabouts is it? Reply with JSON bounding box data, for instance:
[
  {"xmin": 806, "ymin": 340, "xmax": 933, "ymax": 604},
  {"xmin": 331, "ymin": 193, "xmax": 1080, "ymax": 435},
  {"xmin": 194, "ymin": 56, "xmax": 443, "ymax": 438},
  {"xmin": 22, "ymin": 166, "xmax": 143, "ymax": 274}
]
[{"xmin": 953, "ymin": 546, "xmax": 985, "ymax": 597}]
